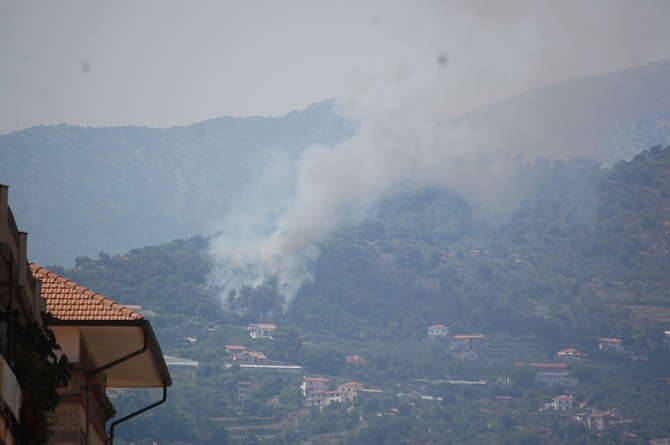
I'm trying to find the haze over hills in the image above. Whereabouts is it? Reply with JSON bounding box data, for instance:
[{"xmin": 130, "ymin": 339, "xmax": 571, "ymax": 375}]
[
  {"xmin": 2, "ymin": 59, "xmax": 670, "ymax": 266},
  {"xmin": 0, "ymin": 100, "xmax": 353, "ymax": 265},
  {"xmin": 455, "ymin": 58, "xmax": 670, "ymax": 163}
]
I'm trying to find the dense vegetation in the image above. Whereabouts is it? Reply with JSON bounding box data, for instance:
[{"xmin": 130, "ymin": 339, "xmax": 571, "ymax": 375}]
[{"xmin": 49, "ymin": 145, "xmax": 670, "ymax": 444}]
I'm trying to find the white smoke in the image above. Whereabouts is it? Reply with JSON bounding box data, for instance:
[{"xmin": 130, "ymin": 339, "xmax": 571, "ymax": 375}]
[
  {"xmin": 208, "ymin": 59, "xmax": 515, "ymax": 301},
  {"xmin": 209, "ymin": 0, "xmax": 670, "ymax": 303}
]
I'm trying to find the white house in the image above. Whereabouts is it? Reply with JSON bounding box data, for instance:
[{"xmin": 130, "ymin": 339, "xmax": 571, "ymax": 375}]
[
  {"xmin": 598, "ymin": 337, "xmax": 623, "ymax": 353},
  {"xmin": 301, "ymin": 376, "xmax": 329, "ymax": 397},
  {"xmin": 427, "ymin": 324, "xmax": 449, "ymax": 337},
  {"xmin": 552, "ymin": 394, "xmax": 574, "ymax": 411},
  {"xmin": 248, "ymin": 323, "xmax": 277, "ymax": 339}
]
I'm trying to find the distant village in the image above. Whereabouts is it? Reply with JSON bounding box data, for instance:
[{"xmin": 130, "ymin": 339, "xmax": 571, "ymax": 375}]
[{"xmin": 166, "ymin": 319, "xmax": 670, "ymax": 441}]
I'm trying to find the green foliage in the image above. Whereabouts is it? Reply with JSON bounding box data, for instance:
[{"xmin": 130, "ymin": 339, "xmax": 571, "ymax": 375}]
[{"xmin": 13, "ymin": 312, "xmax": 71, "ymax": 444}]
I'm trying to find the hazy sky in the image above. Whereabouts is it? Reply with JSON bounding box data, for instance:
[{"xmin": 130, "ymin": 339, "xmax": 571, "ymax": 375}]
[{"xmin": 2, "ymin": 0, "xmax": 670, "ymax": 135}]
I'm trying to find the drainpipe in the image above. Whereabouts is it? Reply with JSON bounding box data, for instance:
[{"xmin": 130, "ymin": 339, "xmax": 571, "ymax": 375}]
[
  {"xmin": 108, "ymin": 383, "xmax": 168, "ymax": 445},
  {"xmin": 85, "ymin": 331, "xmax": 148, "ymax": 445}
]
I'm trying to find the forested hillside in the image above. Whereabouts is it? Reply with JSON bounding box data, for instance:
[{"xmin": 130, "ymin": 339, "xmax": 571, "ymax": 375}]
[
  {"xmin": 51, "ymin": 145, "xmax": 670, "ymax": 444},
  {"xmin": 60, "ymin": 145, "xmax": 670, "ymax": 341}
]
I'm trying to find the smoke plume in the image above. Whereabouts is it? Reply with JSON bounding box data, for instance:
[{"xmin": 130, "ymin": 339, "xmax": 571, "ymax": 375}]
[{"xmin": 209, "ymin": 0, "xmax": 670, "ymax": 303}]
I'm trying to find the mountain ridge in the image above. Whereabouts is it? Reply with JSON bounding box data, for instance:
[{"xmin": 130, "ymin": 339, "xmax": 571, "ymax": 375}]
[{"xmin": 3, "ymin": 60, "xmax": 670, "ymax": 266}]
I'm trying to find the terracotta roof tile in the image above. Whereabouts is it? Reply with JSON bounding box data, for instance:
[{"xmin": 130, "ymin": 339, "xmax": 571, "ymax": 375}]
[{"xmin": 30, "ymin": 263, "xmax": 143, "ymax": 321}]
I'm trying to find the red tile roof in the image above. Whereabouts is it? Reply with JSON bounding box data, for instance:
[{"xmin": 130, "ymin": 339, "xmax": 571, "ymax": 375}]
[
  {"xmin": 249, "ymin": 323, "xmax": 277, "ymax": 330},
  {"xmin": 31, "ymin": 263, "xmax": 143, "ymax": 321},
  {"xmin": 429, "ymin": 324, "xmax": 448, "ymax": 329},
  {"xmin": 598, "ymin": 337, "xmax": 622, "ymax": 343},
  {"xmin": 452, "ymin": 334, "xmax": 484, "ymax": 340}
]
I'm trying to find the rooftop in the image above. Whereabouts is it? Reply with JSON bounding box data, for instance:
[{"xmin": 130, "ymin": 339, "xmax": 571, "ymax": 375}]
[
  {"xmin": 31, "ymin": 263, "xmax": 143, "ymax": 321},
  {"xmin": 249, "ymin": 323, "xmax": 277, "ymax": 330},
  {"xmin": 557, "ymin": 348, "xmax": 578, "ymax": 354},
  {"xmin": 598, "ymin": 337, "xmax": 622, "ymax": 343},
  {"xmin": 30, "ymin": 264, "xmax": 170, "ymax": 388}
]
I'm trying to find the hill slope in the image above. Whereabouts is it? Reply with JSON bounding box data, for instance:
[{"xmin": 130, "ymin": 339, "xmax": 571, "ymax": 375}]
[{"xmin": 60, "ymin": 145, "xmax": 670, "ymax": 341}]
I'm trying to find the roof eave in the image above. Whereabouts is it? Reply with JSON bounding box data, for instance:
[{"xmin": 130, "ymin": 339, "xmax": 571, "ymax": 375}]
[{"xmin": 49, "ymin": 318, "xmax": 172, "ymax": 387}]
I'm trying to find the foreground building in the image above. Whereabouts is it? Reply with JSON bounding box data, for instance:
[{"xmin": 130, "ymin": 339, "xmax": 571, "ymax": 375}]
[
  {"xmin": 0, "ymin": 185, "xmax": 47, "ymax": 444},
  {"xmin": 32, "ymin": 264, "xmax": 172, "ymax": 445}
]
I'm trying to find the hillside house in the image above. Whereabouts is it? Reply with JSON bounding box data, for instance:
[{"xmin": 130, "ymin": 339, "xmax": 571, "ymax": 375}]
[
  {"xmin": 345, "ymin": 354, "xmax": 368, "ymax": 365},
  {"xmin": 427, "ymin": 324, "xmax": 449, "ymax": 337},
  {"xmin": 32, "ymin": 264, "xmax": 172, "ymax": 445},
  {"xmin": 552, "ymin": 394, "xmax": 574, "ymax": 411},
  {"xmin": 0, "ymin": 185, "xmax": 48, "ymax": 444},
  {"xmin": 577, "ymin": 410, "xmax": 617, "ymax": 431},
  {"xmin": 556, "ymin": 348, "xmax": 588, "ymax": 360},
  {"xmin": 302, "ymin": 376, "xmax": 382, "ymax": 408},
  {"xmin": 233, "ymin": 350, "xmax": 270, "ymax": 365},
  {"xmin": 301, "ymin": 376, "xmax": 328, "ymax": 396},
  {"xmin": 248, "ymin": 323, "xmax": 277, "ymax": 339},
  {"xmin": 302, "ymin": 376, "xmax": 331, "ymax": 408},
  {"xmin": 304, "ymin": 390, "xmax": 343, "ymax": 408},
  {"xmin": 598, "ymin": 337, "xmax": 624, "ymax": 353},
  {"xmin": 337, "ymin": 381, "xmax": 365, "ymax": 402}
]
